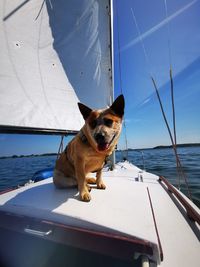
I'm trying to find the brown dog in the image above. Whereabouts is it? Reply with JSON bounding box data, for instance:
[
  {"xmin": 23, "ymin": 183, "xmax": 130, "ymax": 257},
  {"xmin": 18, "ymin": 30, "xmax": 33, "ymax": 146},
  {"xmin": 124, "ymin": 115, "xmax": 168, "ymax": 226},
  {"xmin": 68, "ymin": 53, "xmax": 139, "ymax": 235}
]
[{"xmin": 53, "ymin": 94, "xmax": 125, "ymax": 201}]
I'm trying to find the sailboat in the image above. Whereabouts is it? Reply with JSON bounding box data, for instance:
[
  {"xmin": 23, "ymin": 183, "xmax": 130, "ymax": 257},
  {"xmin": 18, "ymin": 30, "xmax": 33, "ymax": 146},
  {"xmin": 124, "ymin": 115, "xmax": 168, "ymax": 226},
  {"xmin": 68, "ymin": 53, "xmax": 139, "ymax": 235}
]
[{"xmin": 0, "ymin": 1, "xmax": 199, "ymax": 267}]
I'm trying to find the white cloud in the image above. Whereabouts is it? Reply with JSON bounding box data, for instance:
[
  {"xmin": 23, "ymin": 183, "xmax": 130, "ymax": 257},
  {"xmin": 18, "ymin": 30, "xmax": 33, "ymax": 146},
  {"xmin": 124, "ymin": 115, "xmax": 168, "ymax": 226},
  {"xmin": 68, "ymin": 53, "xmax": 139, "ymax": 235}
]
[
  {"xmin": 121, "ymin": 0, "xmax": 197, "ymax": 52},
  {"xmin": 140, "ymin": 97, "xmax": 151, "ymax": 106}
]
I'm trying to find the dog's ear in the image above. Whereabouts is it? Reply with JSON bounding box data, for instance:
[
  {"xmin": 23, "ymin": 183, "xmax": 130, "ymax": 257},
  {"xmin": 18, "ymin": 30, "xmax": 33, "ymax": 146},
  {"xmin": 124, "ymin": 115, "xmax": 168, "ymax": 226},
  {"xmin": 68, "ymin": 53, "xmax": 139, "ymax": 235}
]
[
  {"xmin": 110, "ymin": 94, "xmax": 125, "ymax": 117},
  {"xmin": 78, "ymin": 103, "xmax": 92, "ymax": 120}
]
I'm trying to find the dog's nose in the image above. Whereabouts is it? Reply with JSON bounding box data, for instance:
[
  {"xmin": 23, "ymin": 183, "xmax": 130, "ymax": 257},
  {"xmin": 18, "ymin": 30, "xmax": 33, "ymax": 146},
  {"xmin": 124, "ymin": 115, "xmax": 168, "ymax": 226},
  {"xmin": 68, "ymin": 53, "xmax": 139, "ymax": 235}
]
[{"xmin": 95, "ymin": 133, "xmax": 105, "ymax": 143}]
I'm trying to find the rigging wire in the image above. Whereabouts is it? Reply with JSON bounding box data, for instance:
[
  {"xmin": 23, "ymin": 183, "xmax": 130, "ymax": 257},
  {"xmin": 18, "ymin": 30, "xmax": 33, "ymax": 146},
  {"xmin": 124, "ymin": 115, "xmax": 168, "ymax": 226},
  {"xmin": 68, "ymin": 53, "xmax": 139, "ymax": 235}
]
[
  {"xmin": 115, "ymin": 0, "xmax": 128, "ymax": 159},
  {"xmin": 164, "ymin": 0, "xmax": 180, "ymax": 189},
  {"xmin": 164, "ymin": 0, "xmax": 192, "ymax": 198},
  {"xmin": 130, "ymin": 8, "xmax": 153, "ymax": 77},
  {"xmin": 164, "ymin": 0, "xmax": 172, "ymax": 68},
  {"xmin": 130, "ymin": 2, "xmax": 192, "ymax": 199},
  {"xmin": 57, "ymin": 135, "xmax": 65, "ymax": 160}
]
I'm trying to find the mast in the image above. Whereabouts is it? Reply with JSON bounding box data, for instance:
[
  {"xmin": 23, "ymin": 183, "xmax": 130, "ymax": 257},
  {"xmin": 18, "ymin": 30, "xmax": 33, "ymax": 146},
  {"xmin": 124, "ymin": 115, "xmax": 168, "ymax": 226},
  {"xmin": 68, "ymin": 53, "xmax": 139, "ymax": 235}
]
[{"xmin": 110, "ymin": 0, "xmax": 115, "ymax": 169}]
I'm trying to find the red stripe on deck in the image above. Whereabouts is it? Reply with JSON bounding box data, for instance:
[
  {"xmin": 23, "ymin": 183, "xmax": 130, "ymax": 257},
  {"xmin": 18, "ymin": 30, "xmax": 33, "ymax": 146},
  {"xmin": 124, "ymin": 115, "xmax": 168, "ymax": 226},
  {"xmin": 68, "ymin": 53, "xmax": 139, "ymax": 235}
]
[{"xmin": 147, "ymin": 187, "xmax": 164, "ymax": 261}]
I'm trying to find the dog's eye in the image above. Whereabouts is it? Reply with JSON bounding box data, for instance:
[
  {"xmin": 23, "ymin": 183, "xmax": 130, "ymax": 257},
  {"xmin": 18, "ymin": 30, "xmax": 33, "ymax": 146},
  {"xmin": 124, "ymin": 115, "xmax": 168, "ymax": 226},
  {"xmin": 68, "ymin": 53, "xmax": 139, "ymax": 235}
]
[
  {"xmin": 104, "ymin": 118, "xmax": 113, "ymax": 127},
  {"xmin": 90, "ymin": 119, "xmax": 97, "ymax": 129}
]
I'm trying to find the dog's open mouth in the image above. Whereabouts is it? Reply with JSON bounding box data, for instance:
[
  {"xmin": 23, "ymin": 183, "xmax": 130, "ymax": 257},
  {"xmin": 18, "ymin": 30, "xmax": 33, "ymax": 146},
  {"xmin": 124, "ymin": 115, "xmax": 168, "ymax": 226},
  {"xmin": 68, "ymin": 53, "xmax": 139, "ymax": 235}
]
[
  {"xmin": 96, "ymin": 134, "xmax": 116, "ymax": 151},
  {"xmin": 97, "ymin": 142, "xmax": 110, "ymax": 151}
]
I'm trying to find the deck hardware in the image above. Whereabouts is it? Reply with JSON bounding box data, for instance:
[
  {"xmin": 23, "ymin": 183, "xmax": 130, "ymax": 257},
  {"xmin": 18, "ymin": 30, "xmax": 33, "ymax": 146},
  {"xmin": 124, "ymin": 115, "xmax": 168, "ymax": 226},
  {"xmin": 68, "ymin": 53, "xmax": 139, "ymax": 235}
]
[
  {"xmin": 24, "ymin": 227, "xmax": 52, "ymax": 237},
  {"xmin": 138, "ymin": 171, "xmax": 143, "ymax": 182},
  {"xmin": 141, "ymin": 255, "xmax": 150, "ymax": 267},
  {"xmin": 159, "ymin": 176, "xmax": 200, "ymax": 225}
]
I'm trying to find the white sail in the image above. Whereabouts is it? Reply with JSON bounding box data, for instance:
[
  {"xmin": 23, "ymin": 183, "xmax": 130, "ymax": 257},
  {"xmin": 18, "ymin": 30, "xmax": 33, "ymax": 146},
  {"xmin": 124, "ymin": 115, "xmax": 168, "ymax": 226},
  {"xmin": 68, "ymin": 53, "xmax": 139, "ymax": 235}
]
[{"xmin": 0, "ymin": 0, "xmax": 112, "ymax": 133}]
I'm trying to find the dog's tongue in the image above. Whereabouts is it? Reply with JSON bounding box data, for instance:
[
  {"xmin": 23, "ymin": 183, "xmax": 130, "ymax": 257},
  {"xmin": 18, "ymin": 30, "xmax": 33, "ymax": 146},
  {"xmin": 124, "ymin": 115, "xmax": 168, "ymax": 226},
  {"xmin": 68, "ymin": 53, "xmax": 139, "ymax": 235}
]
[{"xmin": 98, "ymin": 143, "xmax": 109, "ymax": 151}]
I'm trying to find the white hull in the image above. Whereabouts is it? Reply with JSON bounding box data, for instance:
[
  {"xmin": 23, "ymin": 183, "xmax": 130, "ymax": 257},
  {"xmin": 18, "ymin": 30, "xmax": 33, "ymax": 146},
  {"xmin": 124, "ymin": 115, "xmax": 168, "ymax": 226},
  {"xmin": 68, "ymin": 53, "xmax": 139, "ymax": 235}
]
[{"xmin": 0, "ymin": 162, "xmax": 199, "ymax": 266}]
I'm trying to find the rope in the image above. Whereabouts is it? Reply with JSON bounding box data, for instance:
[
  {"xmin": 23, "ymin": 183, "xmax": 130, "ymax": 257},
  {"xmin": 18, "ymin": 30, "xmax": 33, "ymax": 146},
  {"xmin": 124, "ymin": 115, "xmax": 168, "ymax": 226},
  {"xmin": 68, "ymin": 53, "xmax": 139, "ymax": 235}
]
[
  {"xmin": 35, "ymin": 0, "xmax": 53, "ymax": 21},
  {"xmin": 169, "ymin": 68, "xmax": 177, "ymax": 146},
  {"xmin": 35, "ymin": 0, "xmax": 46, "ymax": 21},
  {"xmin": 151, "ymin": 78, "xmax": 192, "ymax": 200},
  {"xmin": 169, "ymin": 58, "xmax": 181, "ymax": 190},
  {"xmin": 164, "ymin": 0, "xmax": 181, "ymax": 189}
]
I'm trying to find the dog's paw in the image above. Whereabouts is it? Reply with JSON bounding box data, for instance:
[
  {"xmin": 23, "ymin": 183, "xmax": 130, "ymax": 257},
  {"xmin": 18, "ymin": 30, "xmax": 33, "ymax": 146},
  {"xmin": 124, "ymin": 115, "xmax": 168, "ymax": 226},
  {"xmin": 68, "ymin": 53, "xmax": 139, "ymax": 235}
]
[
  {"xmin": 80, "ymin": 192, "xmax": 91, "ymax": 202},
  {"xmin": 97, "ymin": 182, "xmax": 106, "ymax": 190}
]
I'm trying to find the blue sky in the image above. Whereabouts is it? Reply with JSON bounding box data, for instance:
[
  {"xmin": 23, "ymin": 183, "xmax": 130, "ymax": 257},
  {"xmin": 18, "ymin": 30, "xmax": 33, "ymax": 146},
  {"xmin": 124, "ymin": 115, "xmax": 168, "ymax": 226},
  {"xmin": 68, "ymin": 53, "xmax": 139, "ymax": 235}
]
[
  {"xmin": 114, "ymin": 0, "xmax": 200, "ymax": 149},
  {"xmin": 0, "ymin": 0, "xmax": 200, "ymax": 156}
]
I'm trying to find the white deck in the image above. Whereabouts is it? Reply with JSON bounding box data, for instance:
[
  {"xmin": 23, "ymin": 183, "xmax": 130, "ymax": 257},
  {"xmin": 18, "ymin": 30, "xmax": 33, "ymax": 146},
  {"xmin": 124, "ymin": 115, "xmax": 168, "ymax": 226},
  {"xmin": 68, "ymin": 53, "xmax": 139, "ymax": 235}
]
[{"xmin": 0, "ymin": 162, "xmax": 199, "ymax": 266}]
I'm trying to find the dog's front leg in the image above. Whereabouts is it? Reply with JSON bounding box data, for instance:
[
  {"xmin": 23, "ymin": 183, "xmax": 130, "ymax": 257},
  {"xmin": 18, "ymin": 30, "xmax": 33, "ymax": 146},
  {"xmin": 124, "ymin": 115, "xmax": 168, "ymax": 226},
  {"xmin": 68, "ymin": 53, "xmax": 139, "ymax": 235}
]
[
  {"xmin": 75, "ymin": 159, "xmax": 91, "ymax": 202},
  {"xmin": 96, "ymin": 169, "xmax": 106, "ymax": 189}
]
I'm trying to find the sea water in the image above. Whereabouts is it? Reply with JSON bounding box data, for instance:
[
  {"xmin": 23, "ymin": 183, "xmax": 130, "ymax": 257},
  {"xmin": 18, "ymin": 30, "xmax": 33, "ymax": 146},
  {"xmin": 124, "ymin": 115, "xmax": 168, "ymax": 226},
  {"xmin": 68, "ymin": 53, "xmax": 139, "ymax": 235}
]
[
  {"xmin": 117, "ymin": 146, "xmax": 200, "ymax": 207},
  {"xmin": 0, "ymin": 146, "xmax": 199, "ymax": 207}
]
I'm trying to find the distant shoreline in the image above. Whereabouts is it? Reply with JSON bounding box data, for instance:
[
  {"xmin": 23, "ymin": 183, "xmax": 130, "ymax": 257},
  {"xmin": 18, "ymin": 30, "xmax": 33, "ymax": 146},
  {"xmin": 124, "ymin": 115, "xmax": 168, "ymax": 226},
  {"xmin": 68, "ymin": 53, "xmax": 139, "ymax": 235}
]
[
  {"xmin": 1, "ymin": 143, "xmax": 200, "ymax": 159},
  {"xmin": 153, "ymin": 143, "xmax": 200, "ymax": 149},
  {"xmin": 0, "ymin": 153, "xmax": 57, "ymax": 160},
  {"xmin": 117, "ymin": 143, "xmax": 200, "ymax": 152}
]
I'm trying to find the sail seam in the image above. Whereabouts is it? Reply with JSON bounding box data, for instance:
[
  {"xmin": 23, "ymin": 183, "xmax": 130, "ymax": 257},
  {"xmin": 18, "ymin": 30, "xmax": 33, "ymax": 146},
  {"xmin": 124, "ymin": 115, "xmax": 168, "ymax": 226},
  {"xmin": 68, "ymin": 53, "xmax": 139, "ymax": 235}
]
[
  {"xmin": 36, "ymin": 3, "xmax": 61, "ymax": 128},
  {"xmin": 2, "ymin": 0, "xmax": 35, "ymax": 107}
]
